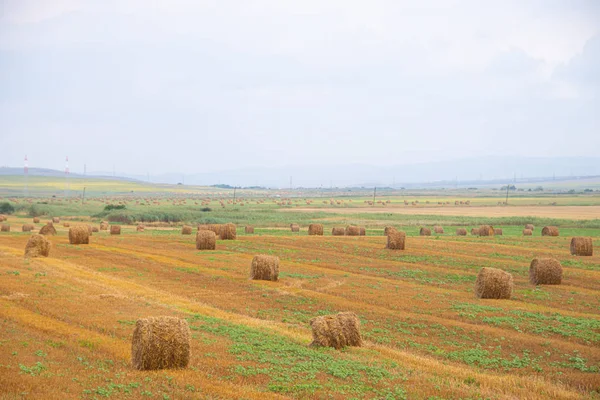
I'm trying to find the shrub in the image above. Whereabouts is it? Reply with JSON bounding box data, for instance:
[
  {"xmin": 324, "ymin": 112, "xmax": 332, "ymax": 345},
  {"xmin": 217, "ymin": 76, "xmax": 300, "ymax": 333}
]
[
  {"xmin": 104, "ymin": 204, "xmax": 127, "ymax": 211},
  {"xmin": 0, "ymin": 202, "xmax": 15, "ymax": 214}
]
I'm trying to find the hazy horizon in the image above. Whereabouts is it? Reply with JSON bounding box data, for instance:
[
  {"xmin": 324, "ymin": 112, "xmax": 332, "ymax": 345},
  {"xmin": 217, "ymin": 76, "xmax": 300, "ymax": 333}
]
[{"xmin": 1, "ymin": 1, "xmax": 599, "ymax": 176}]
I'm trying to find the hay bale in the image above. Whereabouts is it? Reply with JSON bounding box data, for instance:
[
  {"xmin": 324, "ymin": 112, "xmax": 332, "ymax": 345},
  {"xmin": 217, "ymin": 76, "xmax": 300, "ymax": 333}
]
[
  {"xmin": 136, "ymin": 225, "xmax": 144, "ymax": 232},
  {"xmin": 33, "ymin": 217, "xmax": 40, "ymax": 223},
  {"xmin": 387, "ymin": 231, "xmax": 406, "ymax": 250},
  {"xmin": 207, "ymin": 224, "xmax": 221, "ymax": 237},
  {"xmin": 345, "ymin": 226, "xmax": 360, "ymax": 236},
  {"xmin": 250, "ymin": 255, "xmax": 279, "ymax": 281},
  {"xmin": 525, "ymin": 224, "xmax": 534, "ymax": 231},
  {"xmin": 434, "ymin": 226, "xmax": 444, "ymax": 234},
  {"xmin": 24, "ymin": 234, "xmax": 51, "ymax": 258},
  {"xmin": 1, "ymin": 224, "xmax": 10, "ymax": 232},
  {"xmin": 479, "ymin": 225, "xmax": 494, "ymax": 236},
  {"xmin": 384, "ymin": 226, "xmax": 397, "ymax": 236},
  {"xmin": 308, "ymin": 224, "xmax": 324, "ymax": 236},
  {"xmin": 359, "ymin": 227, "xmax": 366, "ymax": 236},
  {"xmin": 332, "ymin": 227, "xmax": 345, "ymax": 236},
  {"xmin": 87, "ymin": 225, "xmax": 93, "ymax": 235},
  {"xmin": 91, "ymin": 226, "xmax": 99, "ymax": 233},
  {"xmin": 39, "ymin": 223, "xmax": 57, "ymax": 236},
  {"xmin": 475, "ymin": 267, "xmax": 513, "ymax": 299},
  {"xmin": 419, "ymin": 227, "xmax": 431, "ymax": 236},
  {"xmin": 456, "ymin": 228, "xmax": 467, "ymax": 236},
  {"xmin": 220, "ymin": 223, "xmax": 236, "ymax": 240},
  {"xmin": 69, "ymin": 226, "xmax": 90, "ymax": 245},
  {"xmin": 22, "ymin": 224, "xmax": 35, "ymax": 232},
  {"xmin": 0, "ymin": 214, "xmax": 5, "ymax": 222},
  {"xmin": 63, "ymin": 222, "xmax": 70, "ymax": 228},
  {"xmin": 131, "ymin": 316, "xmax": 191, "ymax": 371},
  {"xmin": 196, "ymin": 230, "xmax": 216, "ymax": 250},
  {"xmin": 245, "ymin": 226, "xmax": 254, "ymax": 234},
  {"xmin": 181, "ymin": 225, "xmax": 192, "ymax": 235},
  {"xmin": 570, "ymin": 237, "xmax": 593, "ymax": 256},
  {"xmin": 529, "ymin": 258, "xmax": 562, "ymax": 285},
  {"xmin": 52, "ymin": 217, "xmax": 60, "ymax": 223},
  {"xmin": 493, "ymin": 228, "xmax": 503, "ymax": 236},
  {"xmin": 197, "ymin": 224, "xmax": 209, "ymax": 231},
  {"xmin": 523, "ymin": 229, "xmax": 533, "ymax": 236},
  {"xmin": 471, "ymin": 228, "xmax": 479, "ymax": 236},
  {"xmin": 110, "ymin": 225, "xmax": 121, "ymax": 235},
  {"xmin": 309, "ymin": 312, "xmax": 362, "ymax": 349},
  {"xmin": 100, "ymin": 222, "xmax": 109, "ymax": 230},
  {"xmin": 290, "ymin": 224, "xmax": 300, "ymax": 232},
  {"xmin": 541, "ymin": 226, "xmax": 559, "ymax": 237}
]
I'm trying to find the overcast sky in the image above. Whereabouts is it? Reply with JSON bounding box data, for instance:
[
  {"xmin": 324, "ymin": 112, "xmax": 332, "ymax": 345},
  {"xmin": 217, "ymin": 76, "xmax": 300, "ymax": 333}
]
[{"xmin": 1, "ymin": 0, "xmax": 598, "ymax": 175}]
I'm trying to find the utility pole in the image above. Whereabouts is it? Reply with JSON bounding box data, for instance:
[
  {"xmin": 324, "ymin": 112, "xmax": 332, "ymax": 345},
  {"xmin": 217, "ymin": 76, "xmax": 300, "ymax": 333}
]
[{"xmin": 505, "ymin": 182, "xmax": 510, "ymax": 206}]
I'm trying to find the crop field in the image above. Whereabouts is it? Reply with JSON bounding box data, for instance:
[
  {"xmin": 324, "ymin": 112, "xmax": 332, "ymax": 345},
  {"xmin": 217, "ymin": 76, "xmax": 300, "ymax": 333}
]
[{"xmin": 1, "ymin": 204, "xmax": 599, "ymax": 399}]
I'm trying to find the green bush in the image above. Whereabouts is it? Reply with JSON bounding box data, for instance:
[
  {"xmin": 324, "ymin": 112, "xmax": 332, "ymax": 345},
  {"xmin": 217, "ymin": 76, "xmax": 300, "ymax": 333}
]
[{"xmin": 0, "ymin": 202, "xmax": 15, "ymax": 214}]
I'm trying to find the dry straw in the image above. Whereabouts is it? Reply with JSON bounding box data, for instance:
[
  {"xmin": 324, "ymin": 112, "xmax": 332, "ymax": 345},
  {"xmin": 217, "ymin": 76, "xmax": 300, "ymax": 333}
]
[
  {"xmin": 24, "ymin": 234, "xmax": 50, "ymax": 258},
  {"xmin": 181, "ymin": 225, "xmax": 193, "ymax": 235},
  {"xmin": 290, "ymin": 224, "xmax": 300, "ymax": 232},
  {"xmin": 91, "ymin": 226, "xmax": 99, "ymax": 233},
  {"xmin": 100, "ymin": 222, "xmax": 109, "ymax": 230},
  {"xmin": 479, "ymin": 225, "xmax": 494, "ymax": 236},
  {"xmin": 541, "ymin": 226, "xmax": 559, "ymax": 236},
  {"xmin": 52, "ymin": 217, "xmax": 60, "ymax": 223},
  {"xmin": 523, "ymin": 229, "xmax": 533, "ymax": 236},
  {"xmin": 131, "ymin": 316, "xmax": 191, "ymax": 371},
  {"xmin": 529, "ymin": 258, "xmax": 562, "ymax": 285},
  {"xmin": 220, "ymin": 223, "xmax": 236, "ymax": 240},
  {"xmin": 384, "ymin": 226, "xmax": 397, "ymax": 236},
  {"xmin": 525, "ymin": 224, "xmax": 534, "ymax": 231},
  {"xmin": 345, "ymin": 226, "xmax": 360, "ymax": 236},
  {"xmin": 475, "ymin": 267, "xmax": 513, "ymax": 299},
  {"xmin": 69, "ymin": 226, "xmax": 90, "ymax": 245},
  {"xmin": 331, "ymin": 227, "xmax": 345, "ymax": 236},
  {"xmin": 493, "ymin": 228, "xmax": 503, "ymax": 236},
  {"xmin": 359, "ymin": 227, "xmax": 366, "ymax": 236},
  {"xmin": 1, "ymin": 224, "xmax": 10, "ymax": 232},
  {"xmin": 33, "ymin": 217, "xmax": 40, "ymax": 223},
  {"xmin": 39, "ymin": 223, "xmax": 57, "ymax": 236},
  {"xmin": 136, "ymin": 225, "xmax": 145, "ymax": 232},
  {"xmin": 434, "ymin": 226, "xmax": 444, "ymax": 234},
  {"xmin": 245, "ymin": 226, "xmax": 254, "ymax": 234},
  {"xmin": 250, "ymin": 255, "xmax": 279, "ymax": 281},
  {"xmin": 570, "ymin": 237, "xmax": 593, "ymax": 256},
  {"xmin": 63, "ymin": 222, "xmax": 70, "ymax": 228},
  {"xmin": 196, "ymin": 231, "xmax": 216, "ymax": 250},
  {"xmin": 471, "ymin": 228, "xmax": 479, "ymax": 236},
  {"xmin": 456, "ymin": 228, "xmax": 467, "ymax": 236},
  {"xmin": 419, "ymin": 227, "xmax": 431, "ymax": 236},
  {"xmin": 387, "ymin": 231, "xmax": 406, "ymax": 250},
  {"xmin": 309, "ymin": 312, "xmax": 362, "ymax": 349},
  {"xmin": 22, "ymin": 224, "xmax": 34, "ymax": 232},
  {"xmin": 308, "ymin": 224, "xmax": 324, "ymax": 236},
  {"xmin": 110, "ymin": 225, "xmax": 121, "ymax": 235}
]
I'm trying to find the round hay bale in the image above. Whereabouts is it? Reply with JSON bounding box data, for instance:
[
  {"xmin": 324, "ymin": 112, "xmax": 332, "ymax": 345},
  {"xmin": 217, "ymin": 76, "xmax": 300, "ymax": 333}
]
[
  {"xmin": 309, "ymin": 312, "xmax": 362, "ymax": 349},
  {"xmin": 220, "ymin": 223, "xmax": 236, "ymax": 240},
  {"xmin": 525, "ymin": 224, "xmax": 534, "ymax": 231},
  {"xmin": 100, "ymin": 222, "xmax": 109, "ymax": 230},
  {"xmin": 91, "ymin": 226, "xmax": 99, "ymax": 233},
  {"xmin": 52, "ymin": 217, "xmax": 60, "ymax": 223},
  {"xmin": 136, "ymin": 225, "xmax": 144, "ymax": 232},
  {"xmin": 479, "ymin": 225, "xmax": 494, "ymax": 236},
  {"xmin": 39, "ymin": 223, "xmax": 57, "ymax": 236},
  {"xmin": 181, "ymin": 225, "xmax": 193, "ymax": 235},
  {"xmin": 475, "ymin": 267, "xmax": 513, "ymax": 299},
  {"xmin": 24, "ymin": 234, "xmax": 50, "ymax": 258},
  {"xmin": 0, "ymin": 215, "xmax": 6, "ymax": 222},
  {"xmin": 290, "ymin": 224, "xmax": 300, "ymax": 233},
  {"xmin": 331, "ymin": 227, "xmax": 345, "ymax": 236},
  {"xmin": 419, "ymin": 227, "xmax": 431, "ymax": 236},
  {"xmin": 529, "ymin": 258, "xmax": 562, "ymax": 285},
  {"xmin": 471, "ymin": 228, "xmax": 479, "ymax": 236},
  {"xmin": 384, "ymin": 226, "xmax": 397, "ymax": 236},
  {"xmin": 63, "ymin": 222, "xmax": 70, "ymax": 228},
  {"xmin": 493, "ymin": 228, "xmax": 503, "ymax": 236},
  {"xmin": 197, "ymin": 224, "xmax": 209, "ymax": 231},
  {"xmin": 196, "ymin": 230, "xmax": 216, "ymax": 250},
  {"xmin": 541, "ymin": 226, "xmax": 559, "ymax": 237},
  {"xmin": 359, "ymin": 227, "xmax": 366, "ymax": 236},
  {"xmin": 22, "ymin": 224, "xmax": 35, "ymax": 232},
  {"xmin": 1, "ymin": 224, "xmax": 10, "ymax": 232},
  {"xmin": 570, "ymin": 237, "xmax": 593, "ymax": 256},
  {"xmin": 69, "ymin": 226, "xmax": 90, "ymax": 245},
  {"xmin": 345, "ymin": 225, "xmax": 360, "ymax": 236},
  {"xmin": 250, "ymin": 255, "xmax": 279, "ymax": 281},
  {"xmin": 523, "ymin": 229, "xmax": 533, "ymax": 236},
  {"xmin": 308, "ymin": 224, "xmax": 324, "ymax": 236},
  {"xmin": 433, "ymin": 226, "xmax": 444, "ymax": 234},
  {"xmin": 245, "ymin": 226, "xmax": 254, "ymax": 234},
  {"xmin": 387, "ymin": 231, "xmax": 406, "ymax": 250},
  {"xmin": 131, "ymin": 316, "xmax": 191, "ymax": 371},
  {"xmin": 456, "ymin": 228, "xmax": 467, "ymax": 236},
  {"xmin": 110, "ymin": 225, "xmax": 121, "ymax": 235},
  {"xmin": 33, "ymin": 217, "xmax": 40, "ymax": 224}
]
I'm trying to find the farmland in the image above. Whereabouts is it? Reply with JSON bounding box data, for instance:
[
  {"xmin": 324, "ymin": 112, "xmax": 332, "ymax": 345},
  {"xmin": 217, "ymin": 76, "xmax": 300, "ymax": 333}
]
[{"xmin": 0, "ymin": 181, "xmax": 599, "ymax": 399}]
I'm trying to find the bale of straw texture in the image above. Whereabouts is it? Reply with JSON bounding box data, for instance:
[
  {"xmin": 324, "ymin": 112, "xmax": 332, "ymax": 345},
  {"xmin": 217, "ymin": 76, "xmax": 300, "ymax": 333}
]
[
  {"xmin": 131, "ymin": 316, "xmax": 191, "ymax": 371},
  {"xmin": 33, "ymin": 217, "xmax": 40, "ymax": 223},
  {"xmin": 359, "ymin": 227, "xmax": 366, "ymax": 236},
  {"xmin": 475, "ymin": 267, "xmax": 513, "ymax": 299},
  {"xmin": 525, "ymin": 224, "xmax": 534, "ymax": 231},
  {"xmin": 309, "ymin": 312, "xmax": 362, "ymax": 349},
  {"xmin": 523, "ymin": 229, "xmax": 533, "ymax": 236},
  {"xmin": 479, "ymin": 225, "xmax": 495, "ymax": 236},
  {"xmin": 384, "ymin": 226, "xmax": 397, "ymax": 236},
  {"xmin": 1, "ymin": 224, "xmax": 10, "ymax": 232},
  {"xmin": 387, "ymin": 231, "xmax": 406, "ymax": 250},
  {"xmin": 100, "ymin": 222, "xmax": 109, "ymax": 230},
  {"xmin": 197, "ymin": 224, "xmax": 209, "ymax": 231},
  {"xmin": 69, "ymin": 226, "xmax": 90, "ymax": 245},
  {"xmin": 434, "ymin": 226, "xmax": 444, "ymax": 234},
  {"xmin": 196, "ymin": 230, "xmax": 216, "ymax": 250},
  {"xmin": 471, "ymin": 228, "xmax": 479, "ymax": 236},
  {"xmin": 308, "ymin": 224, "xmax": 324, "ymax": 236},
  {"xmin": 541, "ymin": 226, "xmax": 559, "ymax": 236},
  {"xmin": 24, "ymin": 234, "xmax": 51, "ymax": 258},
  {"xmin": 220, "ymin": 223, "xmax": 236, "ymax": 240},
  {"xmin": 181, "ymin": 225, "xmax": 193, "ymax": 235},
  {"xmin": 250, "ymin": 255, "xmax": 279, "ymax": 281},
  {"xmin": 110, "ymin": 225, "xmax": 121, "ymax": 235},
  {"xmin": 91, "ymin": 226, "xmax": 99, "ymax": 233},
  {"xmin": 570, "ymin": 237, "xmax": 593, "ymax": 256},
  {"xmin": 39, "ymin": 223, "xmax": 57, "ymax": 236},
  {"xmin": 290, "ymin": 224, "xmax": 300, "ymax": 232},
  {"xmin": 245, "ymin": 226, "xmax": 254, "ymax": 234},
  {"xmin": 52, "ymin": 217, "xmax": 60, "ymax": 223},
  {"xmin": 529, "ymin": 258, "xmax": 562, "ymax": 285},
  {"xmin": 456, "ymin": 228, "xmax": 467, "ymax": 236},
  {"xmin": 136, "ymin": 225, "xmax": 144, "ymax": 232},
  {"xmin": 0, "ymin": 215, "xmax": 5, "ymax": 222},
  {"xmin": 22, "ymin": 224, "xmax": 35, "ymax": 232},
  {"xmin": 345, "ymin": 225, "xmax": 360, "ymax": 236},
  {"xmin": 419, "ymin": 227, "xmax": 431, "ymax": 236},
  {"xmin": 494, "ymin": 228, "xmax": 503, "ymax": 236},
  {"xmin": 63, "ymin": 222, "xmax": 70, "ymax": 228},
  {"xmin": 332, "ymin": 227, "xmax": 345, "ymax": 236}
]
